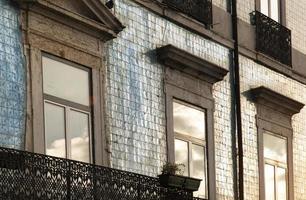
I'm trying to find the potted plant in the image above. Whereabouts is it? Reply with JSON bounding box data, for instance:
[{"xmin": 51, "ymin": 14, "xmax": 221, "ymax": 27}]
[
  {"xmin": 158, "ymin": 162, "xmax": 202, "ymax": 192},
  {"xmin": 158, "ymin": 162, "xmax": 186, "ymax": 188}
]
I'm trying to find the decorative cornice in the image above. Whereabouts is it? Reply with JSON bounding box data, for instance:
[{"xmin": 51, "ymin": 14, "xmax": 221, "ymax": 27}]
[
  {"xmin": 156, "ymin": 45, "xmax": 228, "ymax": 84},
  {"xmin": 250, "ymin": 86, "xmax": 304, "ymax": 115},
  {"xmin": 14, "ymin": 0, "xmax": 124, "ymax": 40},
  {"xmin": 81, "ymin": 0, "xmax": 125, "ymax": 34}
]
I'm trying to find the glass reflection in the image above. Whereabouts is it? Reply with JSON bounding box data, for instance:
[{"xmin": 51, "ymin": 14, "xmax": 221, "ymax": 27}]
[
  {"xmin": 192, "ymin": 144, "xmax": 206, "ymax": 198},
  {"xmin": 173, "ymin": 101, "xmax": 205, "ymax": 140},
  {"xmin": 69, "ymin": 110, "xmax": 90, "ymax": 162},
  {"xmin": 270, "ymin": 0, "xmax": 280, "ymax": 22},
  {"xmin": 277, "ymin": 167, "xmax": 287, "ymax": 200},
  {"xmin": 264, "ymin": 133, "xmax": 287, "ymax": 163},
  {"xmin": 42, "ymin": 56, "xmax": 90, "ymax": 106},
  {"xmin": 260, "ymin": 0, "xmax": 269, "ymax": 16},
  {"xmin": 265, "ymin": 164, "xmax": 275, "ymax": 200},
  {"xmin": 44, "ymin": 102, "xmax": 66, "ymax": 158},
  {"xmin": 175, "ymin": 139, "xmax": 189, "ymax": 176}
]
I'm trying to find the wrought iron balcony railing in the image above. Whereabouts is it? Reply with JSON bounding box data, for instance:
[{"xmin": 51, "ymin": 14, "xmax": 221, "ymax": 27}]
[
  {"xmin": 252, "ymin": 11, "xmax": 292, "ymax": 66},
  {"xmin": 163, "ymin": 0, "xmax": 212, "ymax": 26},
  {"xmin": 0, "ymin": 147, "xmax": 206, "ymax": 200}
]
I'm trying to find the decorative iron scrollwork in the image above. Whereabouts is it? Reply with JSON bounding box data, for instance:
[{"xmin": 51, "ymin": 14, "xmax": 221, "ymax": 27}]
[
  {"xmin": 252, "ymin": 11, "xmax": 292, "ymax": 66},
  {"xmin": 163, "ymin": 0, "xmax": 212, "ymax": 26},
  {"xmin": 0, "ymin": 147, "xmax": 206, "ymax": 199}
]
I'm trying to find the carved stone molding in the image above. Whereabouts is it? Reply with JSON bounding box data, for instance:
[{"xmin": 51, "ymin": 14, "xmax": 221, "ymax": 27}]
[
  {"xmin": 156, "ymin": 45, "xmax": 228, "ymax": 84},
  {"xmin": 14, "ymin": 0, "xmax": 124, "ymax": 40},
  {"xmin": 250, "ymin": 86, "xmax": 304, "ymax": 116}
]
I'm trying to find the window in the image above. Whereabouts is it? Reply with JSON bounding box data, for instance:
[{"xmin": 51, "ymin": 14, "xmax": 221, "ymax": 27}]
[
  {"xmin": 42, "ymin": 55, "xmax": 92, "ymax": 163},
  {"xmin": 173, "ymin": 100, "xmax": 207, "ymax": 198},
  {"xmin": 263, "ymin": 132, "xmax": 288, "ymax": 200},
  {"xmin": 250, "ymin": 86, "xmax": 304, "ymax": 200},
  {"xmin": 260, "ymin": 0, "xmax": 281, "ymax": 22},
  {"xmin": 157, "ymin": 44, "xmax": 228, "ymax": 200}
]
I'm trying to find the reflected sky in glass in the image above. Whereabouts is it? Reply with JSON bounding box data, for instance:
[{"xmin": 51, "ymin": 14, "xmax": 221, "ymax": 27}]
[
  {"xmin": 70, "ymin": 110, "xmax": 90, "ymax": 162},
  {"xmin": 175, "ymin": 139, "xmax": 189, "ymax": 176},
  {"xmin": 270, "ymin": 0, "xmax": 280, "ymax": 22},
  {"xmin": 192, "ymin": 144, "xmax": 206, "ymax": 198},
  {"xmin": 173, "ymin": 101, "xmax": 205, "ymax": 140},
  {"xmin": 277, "ymin": 167, "xmax": 287, "ymax": 200},
  {"xmin": 264, "ymin": 133, "xmax": 287, "ymax": 163},
  {"xmin": 43, "ymin": 56, "xmax": 90, "ymax": 106},
  {"xmin": 260, "ymin": 0, "xmax": 280, "ymax": 22},
  {"xmin": 265, "ymin": 164, "xmax": 275, "ymax": 200},
  {"xmin": 44, "ymin": 102, "xmax": 66, "ymax": 158},
  {"xmin": 261, "ymin": 0, "xmax": 269, "ymax": 16}
]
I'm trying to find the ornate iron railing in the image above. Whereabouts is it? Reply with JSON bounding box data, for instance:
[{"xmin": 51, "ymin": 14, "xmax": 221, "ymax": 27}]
[
  {"xmin": 0, "ymin": 147, "xmax": 206, "ymax": 199},
  {"xmin": 163, "ymin": 0, "xmax": 212, "ymax": 26},
  {"xmin": 252, "ymin": 11, "xmax": 292, "ymax": 66}
]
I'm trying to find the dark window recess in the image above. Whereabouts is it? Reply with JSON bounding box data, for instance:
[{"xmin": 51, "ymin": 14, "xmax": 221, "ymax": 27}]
[
  {"xmin": 163, "ymin": 0, "xmax": 212, "ymax": 26},
  {"xmin": 252, "ymin": 11, "xmax": 292, "ymax": 66},
  {"xmin": 0, "ymin": 147, "xmax": 206, "ymax": 200}
]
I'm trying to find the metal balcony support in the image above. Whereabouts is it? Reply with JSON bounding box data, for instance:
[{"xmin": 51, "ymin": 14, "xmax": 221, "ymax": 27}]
[
  {"xmin": 163, "ymin": 0, "xmax": 213, "ymax": 26},
  {"xmin": 252, "ymin": 11, "xmax": 292, "ymax": 66},
  {"xmin": 0, "ymin": 147, "xmax": 206, "ymax": 200}
]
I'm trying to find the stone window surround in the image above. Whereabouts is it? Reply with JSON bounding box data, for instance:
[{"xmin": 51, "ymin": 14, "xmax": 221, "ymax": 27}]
[
  {"xmin": 18, "ymin": 0, "xmax": 124, "ymax": 166},
  {"xmin": 156, "ymin": 44, "xmax": 228, "ymax": 199},
  {"xmin": 173, "ymin": 99, "xmax": 208, "ymax": 197},
  {"xmin": 133, "ymin": 0, "xmax": 306, "ymax": 85},
  {"xmin": 250, "ymin": 86, "xmax": 304, "ymax": 200},
  {"xmin": 29, "ymin": 49, "xmax": 105, "ymax": 165}
]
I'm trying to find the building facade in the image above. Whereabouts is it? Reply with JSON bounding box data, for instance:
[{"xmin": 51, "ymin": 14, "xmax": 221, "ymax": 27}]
[{"xmin": 0, "ymin": 0, "xmax": 306, "ymax": 199}]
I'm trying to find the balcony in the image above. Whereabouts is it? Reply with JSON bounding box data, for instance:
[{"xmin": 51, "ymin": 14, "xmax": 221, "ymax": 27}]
[
  {"xmin": 0, "ymin": 147, "xmax": 205, "ymax": 199},
  {"xmin": 252, "ymin": 11, "xmax": 292, "ymax": 66},
  {"xmin": 162, "ymin": 0, "xmax": 212, "ymax": 26}
]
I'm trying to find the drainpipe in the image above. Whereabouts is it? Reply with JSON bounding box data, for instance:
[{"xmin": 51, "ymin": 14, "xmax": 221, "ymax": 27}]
[{"xmin": 231, "ymin": 0, "xmax": 244, "ymax": 199}]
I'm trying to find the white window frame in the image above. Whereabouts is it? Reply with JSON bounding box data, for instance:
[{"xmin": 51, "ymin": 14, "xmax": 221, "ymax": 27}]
[
  {"xmin": 263, "ymin": 132, "xmax": 288, "ymax": 200},
  {"xmin": 43, "ymin": 100, "xmax": 93, "ymax": 162},
  {"xmin": 258, "ymin": 0, "xmax": 286, "ymax": 24},
  {"xmin": 42, "ymin": 54, "xmax": 93, "ymax": 163},
  {"xmin": 173, "ymin": 99, "xmax": 208, "ymax": 197}
]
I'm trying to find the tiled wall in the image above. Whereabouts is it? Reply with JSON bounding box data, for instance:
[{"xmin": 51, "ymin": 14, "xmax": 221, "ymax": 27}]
[
  {"xmin": 240, "ymin": 55, "xmax": 306, "ymax": 200},
  {"xmin": 237, "ymin": 0, "xmax": 254, "ymax": 23},
  {"xmin": 213, "ymin": 70, "xmax": 234, "ymax": 200},
  {"xmin": 213, "ymin": 0, "xmax": 228, "ymax": 11},
  {"xmin": 105, "ymin": 0, "xmax": 234, "ymax": 199},
  {"xmin": 287, "ymin": 0, "xmax": 306, "ymax": 54},
  {"xmin": 0, "ymin": 0, "xmax": 25, "ymax": 149},
  {"xmin": 105, "ymin": 0, "xmax": 306, "ymax": 199}
]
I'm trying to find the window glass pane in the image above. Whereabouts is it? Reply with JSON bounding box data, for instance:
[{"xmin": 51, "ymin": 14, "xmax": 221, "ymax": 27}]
[
  {"xmin": 265, "ymin": 164, "xmax": 275, "ymax": 200},
  {"xmin": 42, "ymin": 56, "xmax": 90, "ymax": 106},
  {"xmin": 260, "ymin": 0, "xmax": 269, "ymax": 16},
  {"xmin": 277, "ymin": 167, "xmax": 287, "ymax": 200},
  {"xmin": 173, "ymin": 101, "xmax": 205, "ymax": 140},
  {"xmin": 175, "ymin": 139, "xmax": 189, "ymax": 176},
  {"xmin": 264, "ymin": 133, "xmax": 287, "ymax": 163},
  {"xmin": 69, "ymin": 110, "xmax": 90, "ymax": 162},
  {"xmin": 192, "ymin": 144, "xmax": 206, "ymax": 198},
  {"xmin": 44, "ymin": 102, "xmax": 66, "ymax": 158},
  {"xmin": 270, "ymin": 0, "xmax": 280, "ymax": 22}
]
